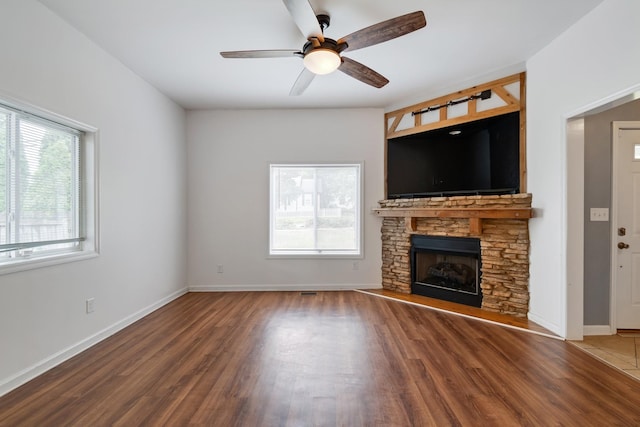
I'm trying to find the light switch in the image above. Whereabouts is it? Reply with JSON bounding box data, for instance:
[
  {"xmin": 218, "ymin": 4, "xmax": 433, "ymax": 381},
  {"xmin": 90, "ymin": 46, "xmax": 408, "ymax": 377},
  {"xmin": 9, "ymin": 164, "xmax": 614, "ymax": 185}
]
[{"xmin": 590, "ymin": 208, "xmax": 609, "ymax": 222}]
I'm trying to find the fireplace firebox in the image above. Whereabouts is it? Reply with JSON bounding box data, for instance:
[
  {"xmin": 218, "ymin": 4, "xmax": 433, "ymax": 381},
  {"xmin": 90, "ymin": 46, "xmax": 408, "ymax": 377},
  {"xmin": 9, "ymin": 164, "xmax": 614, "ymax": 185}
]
[{"xmin": 410, "ymin": 235, "xmax": 482, "ymax": 307}]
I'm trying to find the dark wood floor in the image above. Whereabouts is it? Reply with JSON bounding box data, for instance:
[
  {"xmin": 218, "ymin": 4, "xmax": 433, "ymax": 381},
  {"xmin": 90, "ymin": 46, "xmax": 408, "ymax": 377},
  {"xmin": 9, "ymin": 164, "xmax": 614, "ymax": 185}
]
[{"xmin": 1, "ymin": 291, "xmax": 639, "ymax": 426}]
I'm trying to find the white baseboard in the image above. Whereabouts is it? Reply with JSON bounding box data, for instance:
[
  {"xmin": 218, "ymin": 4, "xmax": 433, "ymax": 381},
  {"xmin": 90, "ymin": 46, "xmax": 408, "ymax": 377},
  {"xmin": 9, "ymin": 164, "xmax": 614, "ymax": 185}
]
[
  {"xmin": 189, "ymin": 283, "xmax": 382, "ymax": 292},
  {"xmin": 583, "ymin": 325, "xmax": 613, "ymax": 336},
  {"xmin": 0, "ymin": 287, "xmax": 188, "ymax": 398}
]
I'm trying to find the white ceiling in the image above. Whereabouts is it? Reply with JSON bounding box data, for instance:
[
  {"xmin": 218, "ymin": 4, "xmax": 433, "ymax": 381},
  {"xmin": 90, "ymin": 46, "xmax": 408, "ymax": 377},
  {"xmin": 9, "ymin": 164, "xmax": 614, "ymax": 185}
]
[{"xmin": 38, "ymin": 0, "xmax": 603, "ymax": 110}]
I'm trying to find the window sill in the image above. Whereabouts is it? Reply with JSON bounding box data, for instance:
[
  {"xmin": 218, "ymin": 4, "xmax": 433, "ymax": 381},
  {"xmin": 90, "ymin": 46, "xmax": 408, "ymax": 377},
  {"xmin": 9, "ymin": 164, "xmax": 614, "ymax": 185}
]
[
  {"xmin": 267, "ymin": 253, "xmax": 363, "ymax": 259},
  {"xmin": 0, "ymin": 250, "xmax": 99, "ymax": 276}
]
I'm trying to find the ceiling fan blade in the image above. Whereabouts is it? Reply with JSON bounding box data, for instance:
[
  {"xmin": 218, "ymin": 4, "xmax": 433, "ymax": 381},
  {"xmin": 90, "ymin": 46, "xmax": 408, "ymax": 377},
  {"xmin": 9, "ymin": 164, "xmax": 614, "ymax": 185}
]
[
  {"xmin": 220, "ymin": 50, "xmax": 301, "ymax": 59},
  {"xmin": 338, "ymin": 11, "xmax": 426, "ymax": 52},
  {"xmin": 289, "ymin": 67, "xmax": 315, "ymax": 96},
  {"xmin": 338, "ymin": 57, "xmax": 389, "ymax": 88},
  {"xmin": 282, "ymin": 0, "xmax": 324, "ymax": 41}
]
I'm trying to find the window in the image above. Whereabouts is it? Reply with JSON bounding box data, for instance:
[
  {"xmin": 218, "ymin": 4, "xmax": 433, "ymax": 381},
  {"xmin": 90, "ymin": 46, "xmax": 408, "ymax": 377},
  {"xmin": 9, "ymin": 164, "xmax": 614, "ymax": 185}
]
[
  {"xmin": 0, "ymin": 101, "xmax": 97, "ymax": 271},
  {"xmin": 270, "ymin": 163, "xmax": 362, "ymax": 257}
]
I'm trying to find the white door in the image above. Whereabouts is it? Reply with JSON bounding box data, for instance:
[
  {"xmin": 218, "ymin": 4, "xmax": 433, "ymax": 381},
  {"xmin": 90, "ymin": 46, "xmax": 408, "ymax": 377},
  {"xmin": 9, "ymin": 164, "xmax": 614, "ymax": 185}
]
[{"xmin": 613, "ymin": 122, "xmax": 640, "ymax": 329}]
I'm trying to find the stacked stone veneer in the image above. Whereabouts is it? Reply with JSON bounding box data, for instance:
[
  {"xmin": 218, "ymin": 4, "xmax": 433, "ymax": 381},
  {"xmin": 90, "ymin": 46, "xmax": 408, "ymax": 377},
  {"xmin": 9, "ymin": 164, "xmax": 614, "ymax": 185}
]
[{"xmin": 379, "ymin": 194, "xmax": 532, "ymax": 317}]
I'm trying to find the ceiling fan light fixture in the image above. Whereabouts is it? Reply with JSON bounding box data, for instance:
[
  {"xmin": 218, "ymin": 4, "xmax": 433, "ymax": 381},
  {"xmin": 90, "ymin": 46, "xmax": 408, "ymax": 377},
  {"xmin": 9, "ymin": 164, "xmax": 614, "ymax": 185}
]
[{"xmin": 303, "ymin": 48, "xmax": 341, "ymax": 75}]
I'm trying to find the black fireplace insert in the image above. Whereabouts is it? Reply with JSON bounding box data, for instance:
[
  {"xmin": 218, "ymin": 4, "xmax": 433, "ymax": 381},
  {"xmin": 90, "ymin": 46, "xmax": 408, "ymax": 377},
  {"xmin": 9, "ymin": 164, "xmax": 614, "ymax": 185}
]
[{"xmin": 410, "ymin": 235, "xmax": 482, "ymax": 307}]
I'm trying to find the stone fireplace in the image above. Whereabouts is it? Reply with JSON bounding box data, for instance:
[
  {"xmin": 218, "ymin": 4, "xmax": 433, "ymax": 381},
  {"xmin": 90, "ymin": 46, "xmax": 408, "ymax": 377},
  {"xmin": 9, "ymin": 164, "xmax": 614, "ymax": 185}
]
[{"xmin": 374, "ymin": 194, "xmax": 532, "ymax": 317}]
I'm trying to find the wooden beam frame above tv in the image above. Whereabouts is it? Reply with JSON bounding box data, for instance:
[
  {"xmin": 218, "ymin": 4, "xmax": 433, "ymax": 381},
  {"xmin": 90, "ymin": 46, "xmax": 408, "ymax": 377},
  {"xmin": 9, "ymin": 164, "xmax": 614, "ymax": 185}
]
[{"xmin": 385, "ymin": 72, "xmax": 527, "ymax": 193}]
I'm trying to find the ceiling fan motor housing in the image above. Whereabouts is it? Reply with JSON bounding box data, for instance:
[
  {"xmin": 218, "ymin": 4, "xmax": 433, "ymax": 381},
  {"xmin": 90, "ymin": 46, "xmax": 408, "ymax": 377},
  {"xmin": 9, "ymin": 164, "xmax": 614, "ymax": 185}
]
[{"xmin": 303, "ymin": 38, "xmax": 336, "ymax": 54}]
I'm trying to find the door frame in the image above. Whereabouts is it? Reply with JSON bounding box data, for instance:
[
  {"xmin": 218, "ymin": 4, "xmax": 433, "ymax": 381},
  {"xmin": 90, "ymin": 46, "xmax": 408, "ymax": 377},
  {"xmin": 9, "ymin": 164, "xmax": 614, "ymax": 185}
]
[
  {"xmin": 565, "ymin": 83, "xmax": 640, "ymax": 340},
  {"xmin": 610, "ymin": 121, "xmax": 640, "ymax": 331}
]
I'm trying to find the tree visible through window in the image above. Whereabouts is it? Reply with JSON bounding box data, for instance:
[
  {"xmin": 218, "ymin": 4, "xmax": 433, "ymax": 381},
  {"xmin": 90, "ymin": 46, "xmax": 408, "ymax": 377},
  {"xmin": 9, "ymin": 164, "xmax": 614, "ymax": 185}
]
[
  {"xmin": 0, "ymin": 103, "xmax": 83, "ymax": 263},
  {"xmin": 270, "ymin": 164, "xmax": 361, "ymax": 256}
]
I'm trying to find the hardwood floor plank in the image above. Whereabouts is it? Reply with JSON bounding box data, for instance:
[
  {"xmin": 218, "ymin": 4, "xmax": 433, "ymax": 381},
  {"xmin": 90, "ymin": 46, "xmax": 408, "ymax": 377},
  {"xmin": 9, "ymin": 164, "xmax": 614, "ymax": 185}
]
[{"xmin": 1, "ymin": 291, "xmax": 639, "ymax": 426}]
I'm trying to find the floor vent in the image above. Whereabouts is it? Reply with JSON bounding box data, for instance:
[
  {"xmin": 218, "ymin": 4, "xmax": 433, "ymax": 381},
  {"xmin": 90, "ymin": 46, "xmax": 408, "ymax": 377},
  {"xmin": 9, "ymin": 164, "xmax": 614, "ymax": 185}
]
[{"xmin": 300, "ymin": 291, "xmax": 317, "ymax": 296}]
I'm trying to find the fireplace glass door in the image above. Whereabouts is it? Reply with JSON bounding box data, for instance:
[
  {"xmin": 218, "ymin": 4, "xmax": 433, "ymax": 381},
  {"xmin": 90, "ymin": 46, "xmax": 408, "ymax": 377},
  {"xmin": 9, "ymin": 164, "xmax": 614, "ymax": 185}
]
[
  {"xmin": 411, "ymin": 235, "xmax": 482, "ymax": 307},
  {"xmin": 414, "ymin": 252, "xmax": 478, "ymax": 295}
]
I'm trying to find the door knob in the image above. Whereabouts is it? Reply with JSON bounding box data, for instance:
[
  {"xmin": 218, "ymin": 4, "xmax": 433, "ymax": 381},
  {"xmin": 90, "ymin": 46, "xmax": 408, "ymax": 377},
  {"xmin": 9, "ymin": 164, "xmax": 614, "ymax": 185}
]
[{"xmin": 618, "ymin": 242, "xmax": 630, "ymax": 249}]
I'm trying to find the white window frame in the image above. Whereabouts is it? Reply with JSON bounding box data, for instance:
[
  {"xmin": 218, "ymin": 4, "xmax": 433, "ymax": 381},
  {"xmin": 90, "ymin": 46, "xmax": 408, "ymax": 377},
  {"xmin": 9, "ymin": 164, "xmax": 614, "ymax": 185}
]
[
  {"xmin": 0, "ymin": 96, "xmax": 99, "ymax": 275},
  {"xmin": 269, "ymin": 162, "xmax": 363, "ymax": 258}
]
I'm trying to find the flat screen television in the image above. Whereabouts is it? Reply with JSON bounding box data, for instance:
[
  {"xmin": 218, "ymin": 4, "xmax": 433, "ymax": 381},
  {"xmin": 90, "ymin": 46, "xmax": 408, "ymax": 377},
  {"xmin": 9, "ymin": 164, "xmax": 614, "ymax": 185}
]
[{"xmin": 386, "ymin": 111, "xmax": 520, "ymax": 199}]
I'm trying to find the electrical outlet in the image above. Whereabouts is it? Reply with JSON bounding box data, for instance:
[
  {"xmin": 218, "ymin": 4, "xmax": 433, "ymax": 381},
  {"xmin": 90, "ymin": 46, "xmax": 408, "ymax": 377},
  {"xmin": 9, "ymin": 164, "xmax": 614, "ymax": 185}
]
[
  {"xmin": 590, "ymin": 208, "xmax": 609, "ymax": 222},
  {"xmin": 217, "ymin": 265, "xmax": 224, "ymax": 274},
  {"xmin": 86, "ymin": 298, "xmax": 95, "ymax": 314},
  {"xmin": 352, "ymin": 261, "xmax": 359, "ymax": 271}
]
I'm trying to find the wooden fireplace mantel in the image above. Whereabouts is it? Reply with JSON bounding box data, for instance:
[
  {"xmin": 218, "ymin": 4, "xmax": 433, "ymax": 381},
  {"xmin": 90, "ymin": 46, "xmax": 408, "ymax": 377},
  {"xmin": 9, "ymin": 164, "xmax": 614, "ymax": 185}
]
[{"xmin": 372, "ymin": 206, "xmax": 533, "ymax": 235}]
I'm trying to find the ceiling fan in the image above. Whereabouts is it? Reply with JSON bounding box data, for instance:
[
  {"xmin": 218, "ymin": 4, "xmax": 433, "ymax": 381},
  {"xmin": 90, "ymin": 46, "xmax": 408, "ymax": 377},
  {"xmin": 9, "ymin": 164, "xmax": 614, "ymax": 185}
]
[{"xmin": 220, "ymin": 0, "xmax": 426, "ymax": 95}]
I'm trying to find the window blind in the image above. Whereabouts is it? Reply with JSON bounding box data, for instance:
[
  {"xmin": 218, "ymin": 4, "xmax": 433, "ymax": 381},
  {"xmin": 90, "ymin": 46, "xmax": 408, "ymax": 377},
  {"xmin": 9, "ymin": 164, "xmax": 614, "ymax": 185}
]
[{"xmin": 0, "ymin": 103, "xmax": 85, "ymax": 256}]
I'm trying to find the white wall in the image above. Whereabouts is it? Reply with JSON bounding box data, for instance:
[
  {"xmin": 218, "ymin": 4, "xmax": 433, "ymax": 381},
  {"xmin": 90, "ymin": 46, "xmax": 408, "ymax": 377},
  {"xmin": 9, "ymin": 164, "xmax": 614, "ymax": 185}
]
[
  {"xmin": 187, "ymin": 109, "xmax": 383, "ymax": 290},
  {"xmin": 526, "ymin": 0, "xmax": 640, "ymax": 337},
  {"xmin": 0, "ymin": 0, "xmax": 187, "ymax": 394}
]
